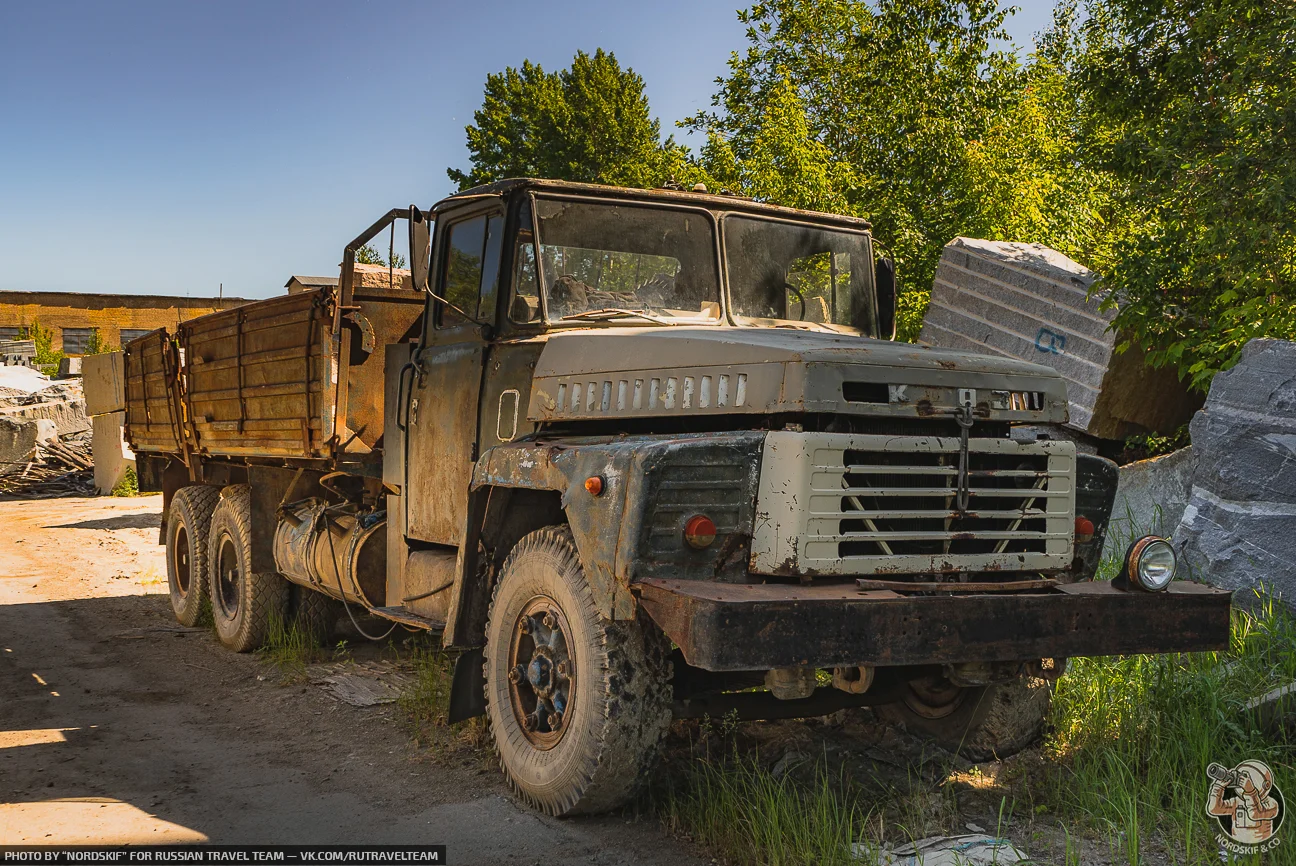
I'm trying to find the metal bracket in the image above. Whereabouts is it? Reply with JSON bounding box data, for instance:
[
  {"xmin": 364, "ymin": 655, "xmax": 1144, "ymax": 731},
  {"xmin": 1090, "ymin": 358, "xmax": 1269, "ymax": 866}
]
[{"xmin": 955, "ymin": 400, "xmax": 974, "ymax": 512}]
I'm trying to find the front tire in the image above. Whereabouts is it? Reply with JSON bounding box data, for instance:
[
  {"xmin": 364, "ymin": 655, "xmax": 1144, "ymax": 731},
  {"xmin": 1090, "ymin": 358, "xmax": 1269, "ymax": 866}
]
[
  {"xmin": 207, "ymin": 485, "xmax": 287, "ymax": 652},
  {"xmin": 166, "ymin": 485, "xmax": 219, "ymax": 626},
  {"xmin": 484, "ymin": 526, "xmax": 672, "ymax": 816},
  {"xmin": 876, "ymin": 674, "xmax": 1050, "ymax": 762}
]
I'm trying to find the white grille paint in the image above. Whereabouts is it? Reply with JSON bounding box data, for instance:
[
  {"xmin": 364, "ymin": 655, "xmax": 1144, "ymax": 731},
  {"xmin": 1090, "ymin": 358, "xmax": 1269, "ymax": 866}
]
[
  {"xmin": 533, "ymin": 366, "xmax": 767, "ymax": 420},
  {"xmin": 751, "ymin": 431, "xmax": 1076, "ymax": 577}
]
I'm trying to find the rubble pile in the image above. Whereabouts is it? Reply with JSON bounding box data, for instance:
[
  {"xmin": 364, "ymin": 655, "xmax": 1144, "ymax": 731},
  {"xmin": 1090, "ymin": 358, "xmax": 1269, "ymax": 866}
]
[{"xmin": 0, "ymin": 367, "xmax": 95, "ymax": 499}]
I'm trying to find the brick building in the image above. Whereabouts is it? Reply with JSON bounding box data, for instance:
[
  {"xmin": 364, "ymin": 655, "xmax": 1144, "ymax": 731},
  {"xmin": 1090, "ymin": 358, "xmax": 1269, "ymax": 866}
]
[{"xmin": 0, "ymin": 290, "xmax": 248, "ymax": 355}]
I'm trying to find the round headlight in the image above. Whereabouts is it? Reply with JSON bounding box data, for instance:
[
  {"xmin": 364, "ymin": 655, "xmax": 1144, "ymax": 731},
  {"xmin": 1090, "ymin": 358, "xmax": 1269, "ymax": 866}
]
[{"xmin": 1124, "ymin": 536, "xmax": 1177, "ymax": 591}]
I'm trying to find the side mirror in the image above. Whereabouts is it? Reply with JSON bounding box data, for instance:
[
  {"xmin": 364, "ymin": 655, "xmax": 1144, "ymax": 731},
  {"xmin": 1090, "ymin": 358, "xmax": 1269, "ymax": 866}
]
[
  {"xmin": 409, "ymin": 206, "xmax": 432, "ymax": 293},
  {"xmin": 875, "ymin": 255, "xmax": 897, "ymax": 340}
]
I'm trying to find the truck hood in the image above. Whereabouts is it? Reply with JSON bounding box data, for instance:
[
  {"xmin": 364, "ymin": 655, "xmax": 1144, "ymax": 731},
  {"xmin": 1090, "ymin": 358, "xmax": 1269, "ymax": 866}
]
[{"xmin": 527, "ymin": 326, "xmax": 1068, "ymax": 424}]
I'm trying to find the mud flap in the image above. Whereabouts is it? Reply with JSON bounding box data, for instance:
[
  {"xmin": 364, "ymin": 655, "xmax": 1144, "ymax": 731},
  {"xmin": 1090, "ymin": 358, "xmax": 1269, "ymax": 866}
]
[{"xmin": 448, "ymin": 646, "xmax": 486, "ymax": 723}]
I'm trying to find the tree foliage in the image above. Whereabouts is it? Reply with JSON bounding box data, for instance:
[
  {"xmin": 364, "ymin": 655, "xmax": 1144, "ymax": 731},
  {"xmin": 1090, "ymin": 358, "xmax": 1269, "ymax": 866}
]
[
  {"xmin": 355, "ymin": 244, "xmax": 406, "ymax": 269},
  {"xmin": 1072, "ymin": 0, "xmax": 1296, "ymax": 388},
  {"xmin": 448, "ymin": 49, "xmax": 692, "ymax": 191},
  {"xmin": 450, "ymin": 1, "xmax": 1296, "ymax": 387},
  {"xmin": 687, "ymin": 0, "xmax": 1099, "ymax": 340}
]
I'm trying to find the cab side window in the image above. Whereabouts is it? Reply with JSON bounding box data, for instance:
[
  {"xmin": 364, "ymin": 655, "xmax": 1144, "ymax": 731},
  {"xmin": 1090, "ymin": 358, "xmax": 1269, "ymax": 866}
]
[
  {"xmin": 440, "ymin": 217, "xmax": 487, "ymax": 327},
  {"xmin": 438, "ymin": 214, "xmax": 505, "ymax": 328}
]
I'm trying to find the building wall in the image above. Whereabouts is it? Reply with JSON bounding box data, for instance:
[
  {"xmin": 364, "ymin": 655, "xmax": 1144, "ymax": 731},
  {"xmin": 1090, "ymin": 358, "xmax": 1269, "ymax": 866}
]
[{"xmin": 0, "ymin": 292, "xmax": 247, "ymax": 355}]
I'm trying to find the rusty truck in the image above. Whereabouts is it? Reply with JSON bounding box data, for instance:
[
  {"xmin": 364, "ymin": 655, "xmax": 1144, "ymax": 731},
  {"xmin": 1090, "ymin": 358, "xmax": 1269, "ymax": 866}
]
[{"xmin": 123, "ymin": 179, "xmax": 1231, "ymax": 816}]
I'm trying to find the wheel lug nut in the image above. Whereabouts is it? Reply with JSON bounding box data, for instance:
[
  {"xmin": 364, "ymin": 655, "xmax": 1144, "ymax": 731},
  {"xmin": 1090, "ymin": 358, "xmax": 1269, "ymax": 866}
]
[
  {"xmin": 508, "ymin": 665, "xmax": 524, "ymax": 684},
  {"xmin": 555, "ymin": 661, "xmax": 568, "ymax": 677},
  {"xmin": 518, "ymin": 618, "xmax": 531, "ymax": 634},
  {"xmin": 543, "ymin": 613, "xmax": 556, "ymax": 628},
  {"xmin": 548, "ymin": 712, "xmax": 562, "ymax": 729},
  {"xmin": 523, "ymin": 713, "xmax": 537, "ymax": 731}
]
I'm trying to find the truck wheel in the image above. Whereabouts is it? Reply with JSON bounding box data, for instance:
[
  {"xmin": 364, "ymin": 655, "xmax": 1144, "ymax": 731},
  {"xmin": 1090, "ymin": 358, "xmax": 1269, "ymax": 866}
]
[
  {"xmin": 207, "ymin": 485, "xmax": 287, "ymax": 652},
  {"xmin": 483, "ymin": 525, "xmax": 672, "ymax": 816},
  {"xmin": 165, "ymin": 485, "xmax": 219, "ymax": 627},
  {"xmin": 288, "ymin": 583, "xmax": 340, "ymax": 645},
  {"xmin": 876, "ymin": 674, "xmax": 1050, "ymax": 762}
]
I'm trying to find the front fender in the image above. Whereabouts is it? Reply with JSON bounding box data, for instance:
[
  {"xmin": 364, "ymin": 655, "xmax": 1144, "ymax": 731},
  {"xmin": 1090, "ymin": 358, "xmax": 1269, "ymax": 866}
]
[{"xmin": 471, "ymin": 432, "xmax": 765, "ymax": 620}]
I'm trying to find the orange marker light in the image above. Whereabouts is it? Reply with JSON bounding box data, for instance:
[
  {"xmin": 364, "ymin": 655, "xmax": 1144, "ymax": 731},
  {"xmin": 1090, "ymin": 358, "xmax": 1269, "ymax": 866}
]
[
  {"xmin": 584, "ymin": 476, "xmax": 604, "ymax": 496},
  {"xmin": 684, "ymin": 515, "xmax": 717, "ymax": 549},
  {"xmin": 1074, "ymin": 516, "xmax": 1095, "ymax": 544}
]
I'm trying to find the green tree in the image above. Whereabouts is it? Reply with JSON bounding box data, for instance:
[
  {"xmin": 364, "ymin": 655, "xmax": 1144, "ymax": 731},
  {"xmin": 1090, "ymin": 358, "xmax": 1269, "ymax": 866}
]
[
  {"xmin": 83, "ymin": 329, "xmax": 116, "ymax": 355},
  {"xmin": 1071, "ymin": 0, "xmax": 1296, "ymax": 388},
  {"xmin": 20, "ymin": 320, "xmax": 64, "ymax": 376},
  {"xmin": 688, "ymin": 0, "xmax": 1040, "ymax": 340},
  {"xmin": 355, "ymin": 244, "xmax": 406, "ymax": 269},
  {"xmin": 448, "ymin": 49, "xmax": 695, "ymax": 190}
]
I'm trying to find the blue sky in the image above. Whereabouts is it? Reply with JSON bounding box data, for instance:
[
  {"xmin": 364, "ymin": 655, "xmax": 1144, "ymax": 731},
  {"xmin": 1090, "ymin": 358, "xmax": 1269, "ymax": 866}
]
[{"xmin": 0, "ymin": 1, "xmax": 1059, "ymax": 300}]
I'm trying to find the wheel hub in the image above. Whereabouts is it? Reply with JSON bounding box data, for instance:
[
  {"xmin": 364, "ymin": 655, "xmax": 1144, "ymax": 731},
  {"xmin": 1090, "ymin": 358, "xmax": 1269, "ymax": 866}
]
[
  {"xmin": 507, "ymin": 597, "xmax": 574, "ymax": 749},
  {"xmin": 175, "ymin": 526, "xmax": 191, "ymax": 593},
  {"xmin": 216, "ymin": 532, "xmax": 240, "ymax": 618},
  {"xmin": 902, "ymin": 674, "xmax": 967, "ymax": 720}
]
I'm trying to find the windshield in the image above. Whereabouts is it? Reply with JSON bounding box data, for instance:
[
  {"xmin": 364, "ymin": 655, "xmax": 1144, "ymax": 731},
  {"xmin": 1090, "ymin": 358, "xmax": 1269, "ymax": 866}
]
[
  {"xmin": 514, "ymin": 198, "xmax": 721, "ymax": 325},
  {"xmin": 725, "ymin": 216, "xmax": 878, "ymax": 335}
]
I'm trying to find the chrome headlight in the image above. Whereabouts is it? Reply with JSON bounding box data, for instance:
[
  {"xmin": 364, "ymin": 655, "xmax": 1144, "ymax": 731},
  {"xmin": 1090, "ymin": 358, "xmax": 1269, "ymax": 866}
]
[{"xmin": 1122, "ymin": 536, "xmax": 1177, "ymax": 591}]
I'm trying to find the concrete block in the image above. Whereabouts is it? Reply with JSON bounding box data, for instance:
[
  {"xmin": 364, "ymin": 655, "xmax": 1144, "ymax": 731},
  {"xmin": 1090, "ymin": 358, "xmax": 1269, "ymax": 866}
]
[
  {"xmin": 92, "ymin": 411, "xmax": 135, "ymax": 494},
  {"xmin": 0, "ymin": 397, "xmax": 89, "ymax": 437},
  {"xmin": 920, "ymin": 237, "xmax": 1202, "ymax": 439},
  {"xmin": 1100, "ymin": 446, "xmax": 1195, "ymax": 563},
  {"xmin": 0, "ymin": 417, "xmax": 55, "ymax": 476},
  {"xmin": 1175, "ymin": 339, "xmax": 1296, "ymax": 604},
  {"xmin": 82, "ymin": 351, "xmax": 126, "ymax": 416},
  {"xmin": 57, "ymin": 356, "xmax": 83, "ymax": 378}
]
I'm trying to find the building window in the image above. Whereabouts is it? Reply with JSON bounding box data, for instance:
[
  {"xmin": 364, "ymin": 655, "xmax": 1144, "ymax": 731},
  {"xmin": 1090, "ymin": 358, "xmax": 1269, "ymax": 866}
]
[
  {"xmin": 120, "ymin": 329, "xmax": 152, "ymax": 344},
  {"xmin": 62, "ymin": 328, "xmax": 93, "ymax": 355},
  {"xmin": 0, "ymin": 327, "xmax": 20, "ymax": 341}
]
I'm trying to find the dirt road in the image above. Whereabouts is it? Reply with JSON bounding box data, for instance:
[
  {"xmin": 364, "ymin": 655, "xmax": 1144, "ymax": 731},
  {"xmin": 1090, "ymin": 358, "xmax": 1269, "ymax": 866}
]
[{"xmin": 0, "ymin": 495, "xmax": 703, "ymax": 864}]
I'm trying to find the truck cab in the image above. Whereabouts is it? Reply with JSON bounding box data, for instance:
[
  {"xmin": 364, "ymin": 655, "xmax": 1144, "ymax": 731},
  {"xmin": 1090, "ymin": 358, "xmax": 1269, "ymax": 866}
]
[{"xmin": 127, "ymin": 179, "xmax": 1231, "ymax": 818}]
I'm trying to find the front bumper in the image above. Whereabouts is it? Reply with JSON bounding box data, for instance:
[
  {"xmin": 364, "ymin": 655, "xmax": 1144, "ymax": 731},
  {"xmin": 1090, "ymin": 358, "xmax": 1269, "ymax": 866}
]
[{"xmin": 636, "ymin": 578, "xmax": 1232, "ymax": 671}]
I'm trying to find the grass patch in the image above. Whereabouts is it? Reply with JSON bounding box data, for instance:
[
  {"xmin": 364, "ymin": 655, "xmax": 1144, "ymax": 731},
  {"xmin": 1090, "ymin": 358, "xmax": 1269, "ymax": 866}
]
[
  {"xmin": 1038, "ymin": 590, "xmax": 1296, "ymax": 864},
  {"xmin": 110, "ymin": 467, "xmax": 139, "ymax": 497},
  {"xmin": 658, "ymin": 751, "xmax": 877, "ymax": 866},
  {"xmin": 257, "ymin": 612, "xmax": 327, "ymax": 678},
  {"xmin": 656, "ymin": 516, "xmax": 1296, "ymax": 864},
  {"xmin": 397, "ymin": 637, "xmax": 487, "ymax": 752}
]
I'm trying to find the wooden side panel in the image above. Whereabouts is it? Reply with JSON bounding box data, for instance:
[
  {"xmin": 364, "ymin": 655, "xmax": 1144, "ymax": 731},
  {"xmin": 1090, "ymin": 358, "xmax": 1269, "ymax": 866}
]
[
  {"xmin": 122, "ymin": 329, "xmax": 184, "ymax": 455},
  {"xmin": 181, "ymin": 290, "xmax": 335, "ymax": 459}
]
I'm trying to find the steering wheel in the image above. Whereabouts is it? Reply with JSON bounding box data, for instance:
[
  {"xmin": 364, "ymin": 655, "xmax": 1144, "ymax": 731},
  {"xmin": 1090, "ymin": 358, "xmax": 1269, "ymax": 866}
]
[{"xmin": 783, "ymin": 282, "xmax": 807, "ymax": 321}]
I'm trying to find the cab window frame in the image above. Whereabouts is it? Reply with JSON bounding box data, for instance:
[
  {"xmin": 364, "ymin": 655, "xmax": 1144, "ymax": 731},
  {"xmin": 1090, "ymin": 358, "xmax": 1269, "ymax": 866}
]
[
  {"xmin": 521, "ymin": 192, "xmax": 725, "ymax": 330},
  {"xmin": 426, "ymin": 201, "xmax": 506, "ymax": 337},
  {"xmin": 717, "ymin": 211, "xmax": 879, "ymax": 335}
]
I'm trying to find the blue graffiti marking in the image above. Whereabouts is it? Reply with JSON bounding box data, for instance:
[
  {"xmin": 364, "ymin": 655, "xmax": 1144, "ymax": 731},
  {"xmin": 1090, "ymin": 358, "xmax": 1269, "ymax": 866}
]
[{"xmin": 1035, "ymin": 327, "xmax": 1066, "ymax": 355}]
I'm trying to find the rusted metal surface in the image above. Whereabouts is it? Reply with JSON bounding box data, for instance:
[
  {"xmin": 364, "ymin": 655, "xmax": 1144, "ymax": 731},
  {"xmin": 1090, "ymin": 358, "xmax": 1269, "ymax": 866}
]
[
  {"xmin": 854, "ymin": 578, "xmax": 1058, "ymax": 592},
  {"xmin": 1071, "ymin": 453, "xmax": 1119, "ymax": 580},
  {"xmin": 471, "ymin": 432, "xmax": 767, "ymax": 621},
  {"xmin": 404, "ymin": 338, "xmax": 485, "ymax": 545},
  {"xmin": 636, "ymin": 577, "xmax": 1232, "ymax": 672},
  {"xmin": 181, "ymin": 290, "xmax": 335, "ymax": 459},
  {"xmin": 122, "ymin": 328, "xmax": 186, "ymax": 457}
]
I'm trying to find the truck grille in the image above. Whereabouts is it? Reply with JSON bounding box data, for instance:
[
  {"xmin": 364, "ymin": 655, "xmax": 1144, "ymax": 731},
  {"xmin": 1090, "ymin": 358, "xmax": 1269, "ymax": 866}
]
[{"xmin": 751, "ymin": 432, "xmax": 1076, "ymax": 577}]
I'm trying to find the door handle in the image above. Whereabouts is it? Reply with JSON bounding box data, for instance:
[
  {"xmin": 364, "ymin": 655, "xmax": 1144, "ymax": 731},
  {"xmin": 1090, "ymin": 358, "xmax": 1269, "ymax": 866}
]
[{"xmin": 396, "ymin": 361, "xmax": 415, "ymax": 432}]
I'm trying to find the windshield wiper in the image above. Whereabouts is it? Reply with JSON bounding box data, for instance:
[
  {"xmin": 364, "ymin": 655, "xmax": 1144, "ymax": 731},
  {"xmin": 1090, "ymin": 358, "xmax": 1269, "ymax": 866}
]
[{"xmin": 558, "ymin": 307, "xmax": 677, "ymax": 325}]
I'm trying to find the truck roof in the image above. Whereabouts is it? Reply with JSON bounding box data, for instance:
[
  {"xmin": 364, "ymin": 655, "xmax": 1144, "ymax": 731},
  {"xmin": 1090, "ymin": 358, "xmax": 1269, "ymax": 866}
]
[{"xmin": 435, "ymin": 178, "xmax": 874, "ymax": 232}]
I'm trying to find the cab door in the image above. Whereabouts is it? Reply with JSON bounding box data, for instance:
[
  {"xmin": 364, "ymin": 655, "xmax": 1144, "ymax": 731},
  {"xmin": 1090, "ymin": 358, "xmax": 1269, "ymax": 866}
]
[{"xmin": 404, "ymin": 206, "xmax": 504, "ymax": 545}]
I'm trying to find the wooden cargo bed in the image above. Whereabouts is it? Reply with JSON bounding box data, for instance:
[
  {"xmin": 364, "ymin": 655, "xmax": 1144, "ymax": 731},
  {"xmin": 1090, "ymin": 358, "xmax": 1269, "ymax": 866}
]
[{"xmin": 122, "ymin": 277, "xmax": 423, "ymax": 465}]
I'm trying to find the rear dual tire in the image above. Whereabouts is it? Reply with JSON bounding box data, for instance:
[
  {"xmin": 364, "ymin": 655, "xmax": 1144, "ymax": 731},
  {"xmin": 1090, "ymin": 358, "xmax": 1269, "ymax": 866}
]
[
  {"xmin": 207, "ymin": 485, "xmax": 288, "ymax": 653},
  {"xmin": 166, "ymin": 485, "xmax": 220, "ymax": 627}
]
